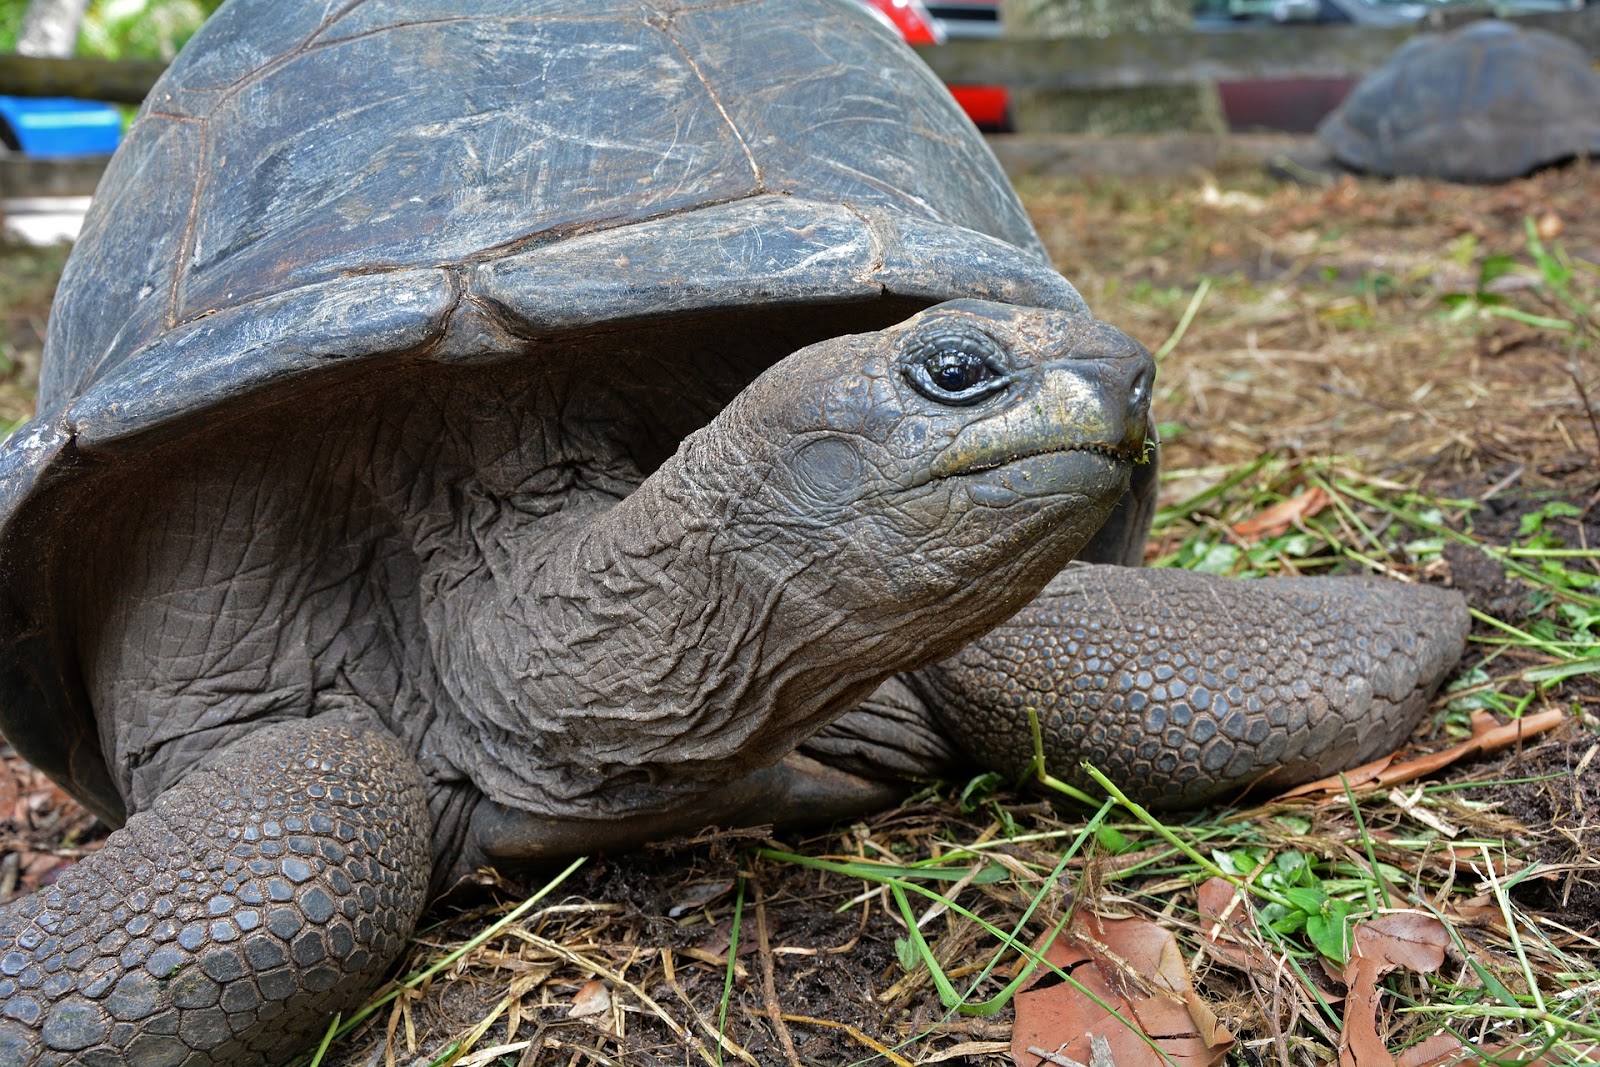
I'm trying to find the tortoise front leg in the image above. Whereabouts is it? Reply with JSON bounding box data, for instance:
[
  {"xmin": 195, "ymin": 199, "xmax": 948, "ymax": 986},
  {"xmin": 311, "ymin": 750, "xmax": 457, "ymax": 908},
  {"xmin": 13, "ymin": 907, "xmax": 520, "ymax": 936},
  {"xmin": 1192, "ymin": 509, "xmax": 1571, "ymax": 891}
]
[
  {"xmin": 0, "ymin": 718, "xmax": 430, "ymax": 1067},
  {"xmin": 907, "ymin": 564, "xmax": 1469, "ymax": 808}
]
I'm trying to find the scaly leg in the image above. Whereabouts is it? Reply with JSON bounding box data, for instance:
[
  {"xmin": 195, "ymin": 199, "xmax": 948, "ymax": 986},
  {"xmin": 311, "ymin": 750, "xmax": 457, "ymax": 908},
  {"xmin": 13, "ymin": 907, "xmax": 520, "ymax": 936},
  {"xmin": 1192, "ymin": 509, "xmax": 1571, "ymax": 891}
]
[
  {"xmin": 0, "ymin": 719, "xmax": 430, "ymax": 1067},
  {"xmin": 905, "ymin": 564, "xmax": 1469, "ymax": 807}
]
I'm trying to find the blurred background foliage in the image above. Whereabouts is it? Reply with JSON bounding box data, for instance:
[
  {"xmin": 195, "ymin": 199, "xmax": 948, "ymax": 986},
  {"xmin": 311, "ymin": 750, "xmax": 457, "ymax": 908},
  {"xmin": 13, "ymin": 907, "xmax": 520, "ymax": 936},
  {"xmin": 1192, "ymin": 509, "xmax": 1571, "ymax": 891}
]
[{"xmin": 0, "ymin": 0, "xmax": 223, "ymax": 60}]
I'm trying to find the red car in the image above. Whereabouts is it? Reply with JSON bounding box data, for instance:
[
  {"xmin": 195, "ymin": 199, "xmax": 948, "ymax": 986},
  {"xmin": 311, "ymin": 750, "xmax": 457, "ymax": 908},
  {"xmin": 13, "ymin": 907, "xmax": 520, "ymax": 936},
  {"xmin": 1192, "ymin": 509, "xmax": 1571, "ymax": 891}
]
[{"xmin": 853, "ymin": 0, "xmax": 1013, "ymax": 131}]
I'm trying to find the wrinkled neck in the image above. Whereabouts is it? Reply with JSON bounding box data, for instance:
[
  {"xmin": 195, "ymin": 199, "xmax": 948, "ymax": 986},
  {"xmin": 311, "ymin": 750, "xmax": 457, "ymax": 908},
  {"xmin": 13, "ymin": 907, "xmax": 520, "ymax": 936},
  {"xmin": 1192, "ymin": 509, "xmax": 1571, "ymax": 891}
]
[{"xmin": 419, "ymin": 429, "xmax": 905, "ymax": 819}]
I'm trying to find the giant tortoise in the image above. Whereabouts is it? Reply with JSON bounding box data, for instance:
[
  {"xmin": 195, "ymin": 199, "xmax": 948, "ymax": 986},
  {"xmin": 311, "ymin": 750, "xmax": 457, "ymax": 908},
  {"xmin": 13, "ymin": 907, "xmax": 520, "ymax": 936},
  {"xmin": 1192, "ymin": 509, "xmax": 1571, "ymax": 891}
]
[
  {"xmin": 0, "ymin": 1, "xmax": 1467, "ymax": 1063},
  {"xmin": 1317, "ymin": 18, "xmax": 1600, "ymax": 182}
]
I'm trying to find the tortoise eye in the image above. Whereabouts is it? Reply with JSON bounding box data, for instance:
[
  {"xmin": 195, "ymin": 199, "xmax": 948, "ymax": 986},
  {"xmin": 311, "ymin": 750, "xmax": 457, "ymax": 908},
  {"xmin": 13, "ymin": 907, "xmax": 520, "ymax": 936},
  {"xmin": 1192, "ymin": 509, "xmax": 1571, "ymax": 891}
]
[
  {"xmin": 928, "ymin": 350, "xmax": 988, "ymax": 393},
  {"xmin": 902, "ymin": 325, "xmax": 1013, "ymax": 406}
]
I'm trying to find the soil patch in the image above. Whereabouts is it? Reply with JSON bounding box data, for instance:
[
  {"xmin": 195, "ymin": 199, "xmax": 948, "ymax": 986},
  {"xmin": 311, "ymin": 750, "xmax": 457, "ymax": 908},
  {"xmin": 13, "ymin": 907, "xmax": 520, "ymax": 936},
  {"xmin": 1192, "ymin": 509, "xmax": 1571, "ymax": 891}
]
[{"xmin": 1495, "ymin": 728, "xmax": 1600, "ymax": 919}]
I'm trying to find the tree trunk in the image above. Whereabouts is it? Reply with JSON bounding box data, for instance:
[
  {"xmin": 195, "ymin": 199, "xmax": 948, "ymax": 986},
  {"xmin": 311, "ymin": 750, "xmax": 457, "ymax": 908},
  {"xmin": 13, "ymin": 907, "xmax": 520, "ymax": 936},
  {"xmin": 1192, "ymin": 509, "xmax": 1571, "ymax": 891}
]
[{"xmin": 16, "ymin": 0, "xmax": 91, "ymax": 58}]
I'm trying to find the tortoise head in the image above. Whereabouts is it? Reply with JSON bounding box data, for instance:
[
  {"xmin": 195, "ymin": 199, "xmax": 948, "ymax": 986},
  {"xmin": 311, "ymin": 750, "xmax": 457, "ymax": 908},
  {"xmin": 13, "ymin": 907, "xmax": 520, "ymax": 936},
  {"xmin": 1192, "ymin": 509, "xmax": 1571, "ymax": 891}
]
[{"xmin": 687, "ymin": 298, "xmax": 1154, "ymax": 647}]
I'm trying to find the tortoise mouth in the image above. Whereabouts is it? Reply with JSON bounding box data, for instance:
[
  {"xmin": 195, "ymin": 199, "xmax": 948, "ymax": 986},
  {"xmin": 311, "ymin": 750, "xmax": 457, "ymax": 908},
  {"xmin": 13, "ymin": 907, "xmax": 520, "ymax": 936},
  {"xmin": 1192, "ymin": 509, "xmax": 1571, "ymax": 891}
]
[
  {"xmin": 897, "ymin": 442, "xmax": 1137, "ymax": 501},
  {"xmin": 940, "ymin": 441, "xmax": 1137, "ymax": 480},
  {"xmin": 932, "ymin": 443, "xmax": 1134, "ymax": 513}
]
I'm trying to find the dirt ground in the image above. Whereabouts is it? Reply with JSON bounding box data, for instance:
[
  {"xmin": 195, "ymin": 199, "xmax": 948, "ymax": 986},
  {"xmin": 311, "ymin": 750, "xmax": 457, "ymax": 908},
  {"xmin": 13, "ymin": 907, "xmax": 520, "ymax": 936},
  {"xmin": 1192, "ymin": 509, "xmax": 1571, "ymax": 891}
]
[{"xmin": 0, "ymin": 160, "xmax": 1597, "ymax": 1066}]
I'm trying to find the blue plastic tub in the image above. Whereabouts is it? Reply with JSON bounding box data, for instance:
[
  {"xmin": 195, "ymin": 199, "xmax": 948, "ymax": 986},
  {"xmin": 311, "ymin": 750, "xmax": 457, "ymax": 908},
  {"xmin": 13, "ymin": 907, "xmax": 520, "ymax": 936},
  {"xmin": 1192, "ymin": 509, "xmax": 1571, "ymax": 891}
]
[{"xmin": 0, "ymin": 96, "xmax": 122, "ymax": 157}]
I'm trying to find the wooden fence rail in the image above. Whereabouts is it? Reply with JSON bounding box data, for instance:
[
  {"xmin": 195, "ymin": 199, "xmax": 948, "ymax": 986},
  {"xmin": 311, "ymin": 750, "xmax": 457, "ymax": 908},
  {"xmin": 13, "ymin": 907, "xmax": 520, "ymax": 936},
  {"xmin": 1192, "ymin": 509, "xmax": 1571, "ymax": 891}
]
[
  {"xmin": 0, "ymin": 54, "xmax": 164, "ymax": 103},
  {"xmin": 923, "ymin": 6, "xmax": 1600, "ymax": 89},
  {"xmin": 924, "ymin": 23, "xmax": 1412, "ymax": 90}
]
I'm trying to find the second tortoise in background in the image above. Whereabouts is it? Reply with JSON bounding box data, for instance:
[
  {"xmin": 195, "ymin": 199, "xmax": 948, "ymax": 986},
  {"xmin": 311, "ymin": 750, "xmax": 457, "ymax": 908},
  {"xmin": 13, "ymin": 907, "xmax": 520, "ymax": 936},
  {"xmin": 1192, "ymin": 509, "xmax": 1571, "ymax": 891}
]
[{"xmin": 1318, "ymin": 19, "xmax": 1600, "ymax": 182}]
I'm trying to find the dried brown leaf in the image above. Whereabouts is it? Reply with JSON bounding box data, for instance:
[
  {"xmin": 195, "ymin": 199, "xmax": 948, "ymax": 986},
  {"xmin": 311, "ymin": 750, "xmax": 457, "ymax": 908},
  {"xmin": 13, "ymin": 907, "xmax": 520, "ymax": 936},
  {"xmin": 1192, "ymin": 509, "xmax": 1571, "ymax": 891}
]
[
  {"xmin": 1278, "ymin": 755, "xmax": 1396, "ymax": 799},
  {"xmin": 1337, "ymin": 913, "xmax": 1451, "ymax": 1067},
  {"xmin": 1349, "ymin": 913, "xmax": 1449, "ymax": 977},
  {"xmin": 1396, "ymin": 1033, "xmax": 1465, "ymax": 1067},
  {"xmin": 1277, "ymin": 709, "xmax": 1566, "ymax": 800},
  {"xmin": 566, "ymin": 979, "xmax": 610, "ymax": 1019},
  {"xmin": 1230, "ymin": 486, "xmax": 1333, "ymax": 540},
  {"xmin": 1012, "ymin": 913, "xmax": 1232, "ymax": 1067},
  {"xmin": 1338, "ymin": 955, "xmax": 1395, "ymax": 1067}
]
